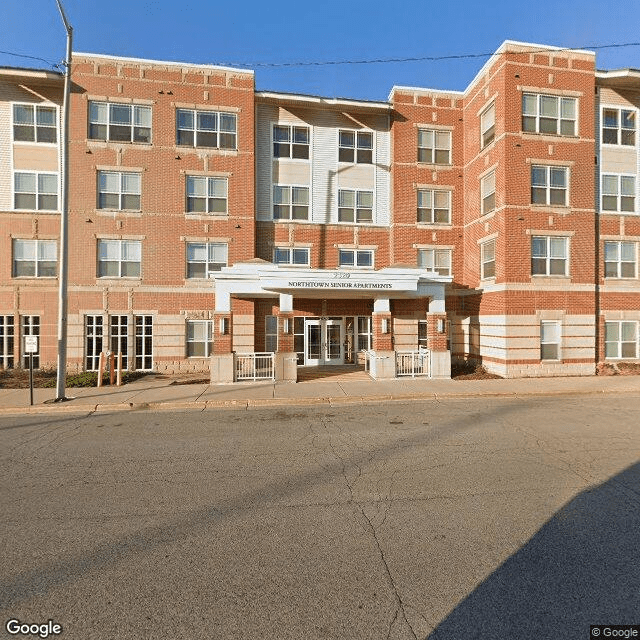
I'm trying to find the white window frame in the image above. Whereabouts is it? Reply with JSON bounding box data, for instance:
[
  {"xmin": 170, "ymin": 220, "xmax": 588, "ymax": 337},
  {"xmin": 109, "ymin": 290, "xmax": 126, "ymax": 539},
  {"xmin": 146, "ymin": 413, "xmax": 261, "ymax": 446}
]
[
  {"xmin": 98, "ymin": 171, "xmax": 141, "ymax": 211},
  {"xmin": 604, "ymin": 241, "xmax": 637, "ymax": 279},
  {"xmin": 481, "ymin": 239, "xmax": 496, "ymax": 280},
  {"xmin": 12, "ymin": 103, "xmax": 58, "ymax": 144},
  {"xmin": 186, "ymin": 320, "xmax": 213, "ymax": 358},
  {"xmin": 338, "ymin": 129, "xmax": 373, "ymax": 164},
  {"xmin": 522, "ymin": 93, "xmax": 577, "ymax": 136},
  {"xmin": 110, "ymin": 315, "xmax": 129, "ymax": 371},
  {"xmin": 186, "ymin": 176, "xmax": 228, "ymax": 215},
  {"xmin": 338, "ymin": 189, "xmax": 374, "ymax": 224},
  {"xmin": 531, "ymin": 165, "xmax": 568, "ymax": 207},
  {"xmin": 273, "ymin": 247, "xmax": 310, "ymax": 266},
  {"xmin": 605, "ymin": 320, "xmax": 638, "ymax": 359},
  {"xmin": 85, "ymin": 315, "xmax": 104, "ymax": 371},
  {"xmin": 481, "ymin": 171, "xmax": 496, "ymax": 215},
  {"xmin": 0, "ymin": 315, "xmax": 15, "ymax": 369},
  {"xmin": 418, "ymin": 248, "xmax": 452, "ymax": 276},
  {"xmin": 186, "ymin": 242, "xmax": 228, "ymax": 278},
  {"xmin": 265, "ymin": 315, "xmax": 278, "ymax": 352},
  {"xmin": 273, "ymin": 185, "xmax": 309, "ymax": 221},
  {"xmin": 417, "ymin": 129, "xmax": 451, "ymax": 165},
  {"xmin": 272, "ymin": 124, "xmax": 310, "ymax": 159},
  {"xmin": 176, "ymin": 109, "xmax": 237, "ymax": 149},
  {"xmin": 134, "ymin": 315, "xmax": 153, "ymax": 371},
  {"xmin": 12, "ymin": 239, "xmax": 57, "ymax": 278},
  {"xmin": 88, "ymin": 101, "xmax": 152, "ymax": 144},
  {"xmin": 481, "ymin": 102, "xmax": 495, "ymax": 148},
  {"xmin": 97, "ymin": 239, "xmax": 142, "ymax": 278},
  {"xmin": 540, "ymin": 321, "xmax": 561, "ymax": 361},
  {"xmin": 531, "ymin": 236, "xmax": 569, "ymax": 276},
  {"xmin": 417, "ymin": 189, "xmax": 451, "ymax": 224},
  {"xmin": 601, "ymin": 174, "xmax": 636, "ymax": 213},
  {"xmin": 601, "ymin": 106, "xmax": 636, "ymax": 146},
  {"xmin": 338, "ymin": 249, "xmax": 374, "ymax": 269},
  {"xmin": 14, "ymin": 171, "xmax": 59, "ymax": 212}
]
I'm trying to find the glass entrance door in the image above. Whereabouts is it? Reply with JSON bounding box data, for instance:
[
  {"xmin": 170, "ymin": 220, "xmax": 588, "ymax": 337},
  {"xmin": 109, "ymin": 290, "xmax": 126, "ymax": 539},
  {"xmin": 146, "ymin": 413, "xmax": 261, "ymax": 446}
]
[{"xmin": 305, "ymin": 318, "xmax": 344, "ymax": 365}]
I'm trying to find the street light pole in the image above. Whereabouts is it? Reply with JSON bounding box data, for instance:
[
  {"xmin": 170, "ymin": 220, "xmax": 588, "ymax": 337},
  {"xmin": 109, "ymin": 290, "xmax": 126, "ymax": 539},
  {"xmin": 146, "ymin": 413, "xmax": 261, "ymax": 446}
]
[{"xmin": 55, "ymin": 0, "xmax": 72, "ymax": 402}]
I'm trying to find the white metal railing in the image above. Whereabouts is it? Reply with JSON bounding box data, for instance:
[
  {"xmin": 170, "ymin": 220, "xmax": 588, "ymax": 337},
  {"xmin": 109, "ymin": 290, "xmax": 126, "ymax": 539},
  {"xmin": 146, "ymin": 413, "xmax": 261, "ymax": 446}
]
[
  {"xmin": 395, "ymin": 349, "xmax": 431, "ymax": 378},
  {"xmin": 235, "ymin": 352, "xmax": 275, "ymax": 381}
]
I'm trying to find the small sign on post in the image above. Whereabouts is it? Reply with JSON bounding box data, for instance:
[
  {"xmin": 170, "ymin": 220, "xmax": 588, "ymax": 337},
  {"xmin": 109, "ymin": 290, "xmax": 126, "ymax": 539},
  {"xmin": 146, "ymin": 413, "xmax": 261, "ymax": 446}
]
[{"xmin": 24, "ymin": 336, "xmax": 38, "ymax": 406}]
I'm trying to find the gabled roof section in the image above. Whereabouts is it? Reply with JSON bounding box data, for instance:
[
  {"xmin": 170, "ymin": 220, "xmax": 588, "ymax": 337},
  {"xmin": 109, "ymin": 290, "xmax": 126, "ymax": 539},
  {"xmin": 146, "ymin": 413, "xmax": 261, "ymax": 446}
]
[
  {"xmin": 596, "ymin": 68, "xmax": 640, "ymax": 89},
  {"xmin": 256, "ymin": 90, "xmax": 391, "ymax": 114},
  {"xmin": 0, "ymin": 66, "xmax": 63, "ymax": 85}
]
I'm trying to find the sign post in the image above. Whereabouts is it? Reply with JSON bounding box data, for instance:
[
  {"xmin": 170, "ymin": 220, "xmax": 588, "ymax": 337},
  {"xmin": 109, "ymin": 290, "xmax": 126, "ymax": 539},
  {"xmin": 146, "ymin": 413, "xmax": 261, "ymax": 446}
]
[{"xmin": 24, "ymin": 336, "xmax": 38, "ymax": 406}]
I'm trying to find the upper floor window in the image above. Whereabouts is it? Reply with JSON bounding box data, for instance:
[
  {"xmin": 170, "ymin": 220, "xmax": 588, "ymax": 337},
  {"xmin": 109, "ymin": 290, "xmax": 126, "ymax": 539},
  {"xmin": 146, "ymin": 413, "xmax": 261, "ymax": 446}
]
[
  {"xmin": 13, "ymin": 239, "xmax": 57, "ymax": 278},
  {"xmin": 339, "ymin": 249, "xmax": 374, "ymax": 268},
  {"xmin": 480, "ymin": 239, "xmax": 495, "ymax": 279},
  {"xmin": 14, "ymin": 172, "xmax": 58, "ymax": 211},
  {"xmin": 186, "ymin": 176, "xmax": 227, "ymax": 214},
  {"xmin": 604, "ymin": 241, "xmax": 636, "ymax": 278},
  {"xmin": 13, "ymin": 104, "xmax": 57, "ymax": 143},
  {"xmin": 531, "ymin": 165, "xmax": 568, "ymax": 206},
  {"xmin": 273, "ymin": 185, "xmax": 309, "ymax": 221},
  {"xmin": 522, "ymin": 93, "xmax": 576, "ymax": 136},
  {"xmin": 602, "ymin": 108, "xmax": 635, "ymax": 146},
  {"xmin": 186, "ymin": 242, "xmax": 228, "ymax": 278},
  {"xmin": 89, "ymin": 101, "xmax": 151, "ymax": 144},
  {"xmin": 601, "ymin": 174, "xmax": 635, "ymax": 213},
  {"xmin": 339, "ymin": 130, "xmax": 373, "ymax": 164},
  {"xmin": 177, "ymin": 109, "xmax": 237, "ymax": 149},
  {"xmin": 274, "ymin": 247, "xmax": 310, "ymax": 266},
  {"xmin": 273, "ymin": 125, "xmax": 309, "ymax": 159},
  {"xmin": 417, "ymin": 189, "xmax": 450, "ymax": 224},
  {"xmin": 97, "ymin": 239, "xmax": 141, "ymax": 278},
  {"xmin": 418, "ymin": 248, "xmax": 451, "ymax": 276},
  {"xmin": 531, "ymin": 236, "xmax": 568, "ymax": 276},
  {"xmin": 98, "ymin": 171, "xmax": 141, "ymax": 211},
  {"xmin": 481, "ymin": 102, "xmax": 495, "ymax": 148},
  {"xmin": 338, "ymin": 189, "xmax": 373, "ymax": 224},
  {"xmin": 418, "ymin": 129, "xmax": 451, "ymax": 165},
  {"xmin": 481, "ymin": 171, "xmax": 496, "ymax": 215}
]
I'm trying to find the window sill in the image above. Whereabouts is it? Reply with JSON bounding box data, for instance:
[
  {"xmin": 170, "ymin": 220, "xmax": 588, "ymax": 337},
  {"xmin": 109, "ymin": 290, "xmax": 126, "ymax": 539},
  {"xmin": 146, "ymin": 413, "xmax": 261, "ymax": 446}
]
[
  {"xmin": 13, "ymin": 141, "xmax": 59, "ymax": 147},
  {"xmin": 12, "ymin": 210, "xmax": 60, "ymax": 215},
  {"xmin": 96, "ymin": 277, "xmax": 142, "ymax": 283},
  {"xmin": 417, "ymin": 222, "xmax": 452, "ymax": 229},
  {"xmin": 11, "ymin": 277, "xmax": 58, "ymax": 281},
  {"xmin": 96, "ymin": 209, "xmax": 143, "ymax": 217},
  {"xmin": 176, "ymin": 144, "xmax": 238, "ymax": 154},
  {"xmin": 87, "ymin": 139, "xmax": 152, "ymax": 147},
  {"xmin": 416, "ymin": 162, "xmax": 452, "ymax": 169},
  {"xmin": 599, "ymin": 211, "xmax": 639, "ymax": 217},
  {"xmin": 530, "ymin": 204, "xmax": 570, "ymax": 214},
  {"xmin": 185, "ymin": 213, "xmax": 230, "ymax": 220},
  {"xmin": 520, "ymin": 132, "xmax": 579, "ymax": 141}
]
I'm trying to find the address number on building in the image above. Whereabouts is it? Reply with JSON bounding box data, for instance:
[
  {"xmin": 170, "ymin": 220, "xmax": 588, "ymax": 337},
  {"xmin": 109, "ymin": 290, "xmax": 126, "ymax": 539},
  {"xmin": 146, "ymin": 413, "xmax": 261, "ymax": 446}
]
[{"xmin": 24, "ymin": 336, "xmax": 38, "ymax": 353}]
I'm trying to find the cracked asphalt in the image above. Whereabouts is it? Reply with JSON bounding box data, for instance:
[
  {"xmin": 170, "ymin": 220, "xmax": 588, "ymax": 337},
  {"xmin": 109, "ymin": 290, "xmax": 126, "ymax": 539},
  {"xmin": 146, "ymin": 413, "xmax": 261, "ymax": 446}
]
[{"xmin": 1, "ymin": 394, "xmax": 639, "ymax": 639}]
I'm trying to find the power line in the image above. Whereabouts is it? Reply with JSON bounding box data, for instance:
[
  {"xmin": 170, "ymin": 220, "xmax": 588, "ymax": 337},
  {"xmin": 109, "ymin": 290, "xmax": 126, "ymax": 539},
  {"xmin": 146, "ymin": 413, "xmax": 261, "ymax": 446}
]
[{"xmin": 0, "ymin": 49, "xmax": 60, "ymax": 69}]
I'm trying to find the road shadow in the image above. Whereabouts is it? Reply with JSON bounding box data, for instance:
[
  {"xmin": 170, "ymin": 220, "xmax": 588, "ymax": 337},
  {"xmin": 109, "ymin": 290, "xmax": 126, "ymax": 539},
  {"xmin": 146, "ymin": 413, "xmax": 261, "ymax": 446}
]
[{"xmin": 427, "ymin": 462, "xmax": 640, "ymax": 639}]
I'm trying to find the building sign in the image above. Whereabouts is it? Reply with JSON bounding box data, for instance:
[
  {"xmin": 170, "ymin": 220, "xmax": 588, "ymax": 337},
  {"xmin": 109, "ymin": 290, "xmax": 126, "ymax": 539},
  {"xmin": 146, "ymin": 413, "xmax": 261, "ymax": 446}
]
[{"xmin": 287, "ymin": 280, "xmax": 393, "ymax": 290}]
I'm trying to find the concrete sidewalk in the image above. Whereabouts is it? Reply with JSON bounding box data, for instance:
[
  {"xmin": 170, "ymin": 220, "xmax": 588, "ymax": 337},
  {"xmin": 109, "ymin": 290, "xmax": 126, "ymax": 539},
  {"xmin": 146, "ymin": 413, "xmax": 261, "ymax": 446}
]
[{"xmin": 1, "ymin": 372, "xmax": 640, "ymax": 415}]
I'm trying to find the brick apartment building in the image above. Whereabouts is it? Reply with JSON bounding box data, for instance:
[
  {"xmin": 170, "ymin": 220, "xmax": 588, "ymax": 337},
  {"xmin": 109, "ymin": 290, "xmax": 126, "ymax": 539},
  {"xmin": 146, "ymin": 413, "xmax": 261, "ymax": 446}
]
[{"xmin": 1, "ymin": 40, "xmax": 639, "ymax": 380}]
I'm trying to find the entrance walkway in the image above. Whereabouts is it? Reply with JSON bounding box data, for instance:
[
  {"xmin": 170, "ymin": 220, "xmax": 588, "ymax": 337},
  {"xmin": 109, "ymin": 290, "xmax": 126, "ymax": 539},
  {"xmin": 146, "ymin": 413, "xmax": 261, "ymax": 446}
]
[{"xmin": 296, "ymin": 364, "xmax": 371, "ymax": 383}]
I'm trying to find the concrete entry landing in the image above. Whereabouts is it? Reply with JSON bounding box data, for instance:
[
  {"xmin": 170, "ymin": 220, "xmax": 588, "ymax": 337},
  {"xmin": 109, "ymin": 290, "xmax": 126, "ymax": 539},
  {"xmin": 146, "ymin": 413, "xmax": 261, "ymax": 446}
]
[{"xmin": 296, "ymin": 364, "xmax": 371, "ymax": 383}]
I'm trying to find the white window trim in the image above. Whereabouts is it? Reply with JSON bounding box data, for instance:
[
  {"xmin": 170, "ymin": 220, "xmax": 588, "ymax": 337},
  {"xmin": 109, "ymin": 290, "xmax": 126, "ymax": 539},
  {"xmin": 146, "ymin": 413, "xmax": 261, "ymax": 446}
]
[
  {"xmin": 12, "ymin": 239, "xmax": 58, "ymax": 279},
  {"xmin": 185, "ymin": 175, "xmax": 228, "ymax": 215},
  {"xmin": 88, "ymin": 101, "xmax": 152, "ymax": 144},
  {"xmin": 417, "ymin": 128, "xmax": 452, "ymax": 165},
  {"xmin": 11, "ymin": 102, "xmax": 59, "ymax": 145},
  {"xmin": 186, "ymin": 241, "xmax": 228, "ymax": 279},
  {"xmin": 531, "ymin": 165, "xmax": 569, "ymax": 207},
  {"xmin": 480, "ymin": 102, "xmax": 496, "ymax": 149},
  {"xmin": 273, "ymin": 246, "xmax": 311, "ymax": 267},
  {"xmin": 480, "ymin": 239, "xmax": 496, "ymax": 280},
  {"xmin": 417, "ymin": 188, "xmax": 451, "ymax": 225},
  {"xmin": 176, "ymin": 108, "xmax": 237, "ymax": 150},
  {"xmin": 522, "ymin": 93, "xmax": 577, "ymax": 137},
  {"xmin": 272, "ymin": 123, "xmax": 310, "ymax": 161},
  {"xmin": 272, "ymin": 184, "xmax": 310, "ymax": 222},
  {"xmin": 600, "ymin": 105, "xmax": 637, "ymax": 148},
  {"xmin": 338, "ymin": 248, "xmax": 375, "ymax": 269},
  {"xmin": 338, "ymin": 188, "xmax": 375, "ymax": 225},
  {"xmin": 13, "ymin": 170, "xmax": 60, "ymax": 213},
  {"xmin": 531, "ymin": 235, "xmax": 570, "ymax": 277},
  {"xmin": 600, "ymin": 173, "xmax": 636, "ymax": 214},
  {"xmin": 97, "ymin": 170, "xmax": 142, "ymax": 212},
  {"xmin": 604, "ymin": 320, "xmax": 639, "ymax": 359},
  {"xmin": 604, "ymin": 241, "xmax": 637, "ymax": 279},
  {"xmin": 481, "ymin": 170, "xmax": 496, "ymax": 216},
  {"xmin": 97, "ymin": 239, "xmax": 142, "ymax": 279},
  {"xmin": 540, "ymin": 320, "xmax": 562, "ymax": 361},
  {"xmin": 186, "ymin": 320, "xmax": 214, "ymax": 358},
  {"xmin": 417, "ymin": 248, "xmax": 452, "ymax": 276},
  {"xmin": 338, "ymin": 129, "xmax": 374, "ymax": 164}
]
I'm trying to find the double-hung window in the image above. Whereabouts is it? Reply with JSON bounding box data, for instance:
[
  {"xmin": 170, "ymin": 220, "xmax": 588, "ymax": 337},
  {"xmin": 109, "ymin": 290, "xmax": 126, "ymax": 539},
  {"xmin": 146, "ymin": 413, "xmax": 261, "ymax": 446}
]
[
  {"xmin": 604, "ymin": 241, "xmax": 636, "ymax": 278},
  {"xmin": 522, "ymin": 94, "xmax": 576, "ymax": 136},
  {"xmin": 98, "ymin": 171, "xmax": 141, "ymax": 211},
  {"xmin": 274, "ymin": 247, "xmax": 310, "ymax": 266},
  {"xmin": 13, "ymin": 239, "xmax": 57, "ymax": 277},
  {"xmin": 418, "ymin": 248, "xmax": 452, "ymax": 276},
  {"xmin": 98, "ymin": 239, "xmax": 141, "ymax": 278},
  {"xmin": 186, "ymin": 176, "xmax": 227, "ymax": 214},
  {"xmin": 418, "ymin": 129, "xmax": 451, "ymax": 164},
  {"xmin": 0, "ymin": 316, "xmax": 15, "ymax": 369},
  {"xmin": 13, "ymin": 104, "xmax": 57, "ymax": 143},
  {"xmin": 265, "ymin": 316, "xmax": 278, "ymax": 352},
  {"xmin": 601, "ymin": 174, "xmax": 635, "ymax": 213},
  {"xmin": 531, "ymin": 236, "xmax": 568, "ymax": 276},
  {"xmin": 186, "ymin": 320, "xmax": 213, "ymax": 357},
  {"xmin": 540, "ymin": 321, "xmax": 561, "ymax": 360},
  {"xmin": 339, "ymin": 130, "xmax": 373, "ymax": 163},
  {"xmin": 14, "ymin": 172, "xmax": 58, "ymax": 211},
  {"xmin": 531, "ymin": 165, "xmax": 568, "ymax": 206},
  {"xmin": 602, "ymin": 108, "xmax": 636, "ymax": 146},
  {"xmin": 273, "ymin": 185, "xmax": 309, "ymax": 221},
  {"xmin": 177, "ymin": 109, "xmax": 237, "ymax": 149},
  {"xmin": 605, "ymin": 321, "xmax": 638, "ymax": 359},
  {"xmin": 481, "ymin": 102, "xmax": 495, "ymax": 148},
  {"xmin": 338, "ymin": 189, "xmax": 373, "ymax": 223},
  {"xmin": 481, "ymin": 239, "xmax": 495, "ymax": 279},
  {"xmin": 273, "ymin": 125, "xmax": 309, "ymax": 159},
  {"xmin": 339, "ymin": 249, "xmax": 373, "ymax": 268},
  {"xmin": 89, "ymin": 101, "xmax": 151, "ymax": 143},
  {"xmin": 417, "ymin": 189, "xmax": 450, "ymax": 224},
  {"xmin": 186, "ymin": 242, "xmax": 228, "ymax": 278},
  {"xmin": 481, "ymin": 171, "xmax": 496, "ymax": 215}
]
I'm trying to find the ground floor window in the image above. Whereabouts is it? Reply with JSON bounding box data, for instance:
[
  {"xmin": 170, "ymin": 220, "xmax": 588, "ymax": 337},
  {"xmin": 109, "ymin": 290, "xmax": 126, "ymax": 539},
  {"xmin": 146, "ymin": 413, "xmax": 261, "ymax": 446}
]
[
  {"xmin": 21, "ymin": 315, "xmax": 39, "ymax": 369},
  {"xmin": 0, "ymin": 315, "xmax": 15, "ymax": 369},
  {"xmin": 85, "ymin": 315, "xmax": 104, "ymax": 371},
  {"xmin": 418, "ymin": 320, "xmax": 428, "ymax": 349},
  {"xmin": 186, "ymin": 320, "xmax": 213, "ymax": 357},
  {"xmin": 540, "ymin": 321, "xmax": 561, "ymax": 360},
  {"xmin": 357, "ymin": 317, "xmax": 372, "ymax": 352},
  {"xmin": 605, "ymin": 321, "xmax": 638, "ymax": 359},
  {"xmin": 135, "ymin": 315, "xmax": 153, "ymax": 370},
  {"xmin": 110, "ymin": 315, "xmax": 129, "ymax": 370},
  {"xmin": 265, "ymin": 316, "xmax": 278, "ymax": 352}
]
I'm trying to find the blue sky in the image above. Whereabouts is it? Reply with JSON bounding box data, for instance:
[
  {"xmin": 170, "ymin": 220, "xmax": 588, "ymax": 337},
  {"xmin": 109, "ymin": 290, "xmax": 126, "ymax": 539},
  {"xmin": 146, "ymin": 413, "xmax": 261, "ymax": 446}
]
[{"xmin": 2, "ymin": 0, "xmax": 640, "ymax": 101}]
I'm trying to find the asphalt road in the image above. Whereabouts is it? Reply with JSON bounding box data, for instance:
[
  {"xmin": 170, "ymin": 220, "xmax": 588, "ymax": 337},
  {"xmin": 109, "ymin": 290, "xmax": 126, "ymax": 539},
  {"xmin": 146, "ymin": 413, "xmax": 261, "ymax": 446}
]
[{"xmin": 1, "ymin": 395, "xmax": 639, "ymax": 640}]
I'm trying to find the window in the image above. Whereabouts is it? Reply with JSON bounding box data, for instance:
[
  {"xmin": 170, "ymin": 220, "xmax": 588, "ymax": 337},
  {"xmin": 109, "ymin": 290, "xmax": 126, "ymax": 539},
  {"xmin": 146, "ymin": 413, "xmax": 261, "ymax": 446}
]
[
  {"xmin": 481, "ymin": 239, "xmax": 495, "ymax": 279},
  {"xmin": 273, "ymin": 125, "xmax": 309, "ymax": 159},
  {"xmin": 110, "ymin": 315, "xmax": 129, "ymax": 370},
  {"xmin": 0, "ymin": 316, "xmax": 15, "ymax": 369},
  {"xmin": 601, "ymin": 175, "xmax": 635, "ymax": 213},
  {"xmin": 338, "ymin": 189, "xmax": 373, "ymax": 223},
  {"xmin": 186, "ymin": 320, "xmax": 213, "ymax": 357},
  {"xmin": 481, "ymin": 171, "xmax": 496, "ymax": 215},
  {"xmin": 418, "ymin": 129, "xmax": 451, "ymax": 164},
  {"xmin": 273, "ymin": 185, "xmax": 309, "ymax": 220},
  {"xmin": 418, "ymin": 248, "xmax": 452, "ymax": 276},
  {"xmin": 540, "ymin": 321, "xmax": 561, "ymax": 360},
  {"xmin": 186, "ymin": 242, "xmax": 228, "ymax": 278},
  {"xmin": 265, "ymin": 316, "xmax": 278, "ymax": 352},
  {"xmin": 417, "ymin": 189, "xmax": 450, "ymax": 224},
  {"xmin": 339, "ymin": 249, "xmax": 374, "ymax": 268},
  {"xmin": 177, "ymin": 109, "xmax": 237, "ymax": 149},
  {"xmin": 21, "ymin": 316, "xmax": 39, "ymax": 369},
  {"xmin": 85, "ymin": 315, "xmax": 104, "ymax": 371},
  {"xmin": 135, "ymin": 315, "xmax": 153, "ymax": 370},
  {"xmin": 98, "ymin": 171, "xmax": 141, "ymax": 211},
  {"xmin": 602, "ymin": 108, "xmax": 636, "ymax": 146},
  {"xmin": 531, "ymin": 165, "xmax": 568, "ymax": 206},
  {"xmin": 339, "ymin": 130, "xmax": 373, "ymax": 163},
  {"xmin": 13, "ymin": 104, "xmax": 57, "ymax": 143},
  {"xmin": 89, "ymin": 101, "xmax": 151, "ymax": 143},
  {"xmin": 605, "ymin": 321, "xmax": 638, "ymax": 359},
  {"xmin": 13, "ymin": 239, "xmax": 57, "ymax": 278},
  {"xmin": 186, "ymin": 176, "xmax": 227, "ymax": 214},
  {"xmin": 418, "ymin": 320, "xmax": 428, "ymax": 349},
  {"xmin": 531, "ymin": 236, "xmax": 568, "ymax": 276},
  {"xmin": 98, "ymin": 240, "xmax": 141, "ymax": 278},
  {"xmin": 274, "ymin": 247, "xmax": 310, "ymax": 266},
  {"xmin": 481, "ymin": 102, "xmax": 495, "ymax": 147},
  {"xmin": 604, "ymin": 241, "xmax": 636, "ymax": 278},
  {"xmin": 522, "ymin": 93, "xmax": 576, "ymax": 136},
  {"xmin": 14, "ymin": 172, "xmax": 58, "ymax": 211}
]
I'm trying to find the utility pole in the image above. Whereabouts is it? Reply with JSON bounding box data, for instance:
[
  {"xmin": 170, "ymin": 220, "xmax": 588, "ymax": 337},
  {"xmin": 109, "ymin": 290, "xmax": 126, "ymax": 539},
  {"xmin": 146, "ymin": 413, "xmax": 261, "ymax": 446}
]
[{"xmin": 55, "ymin": 0, "xmax": 72, "ymax": 402}]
